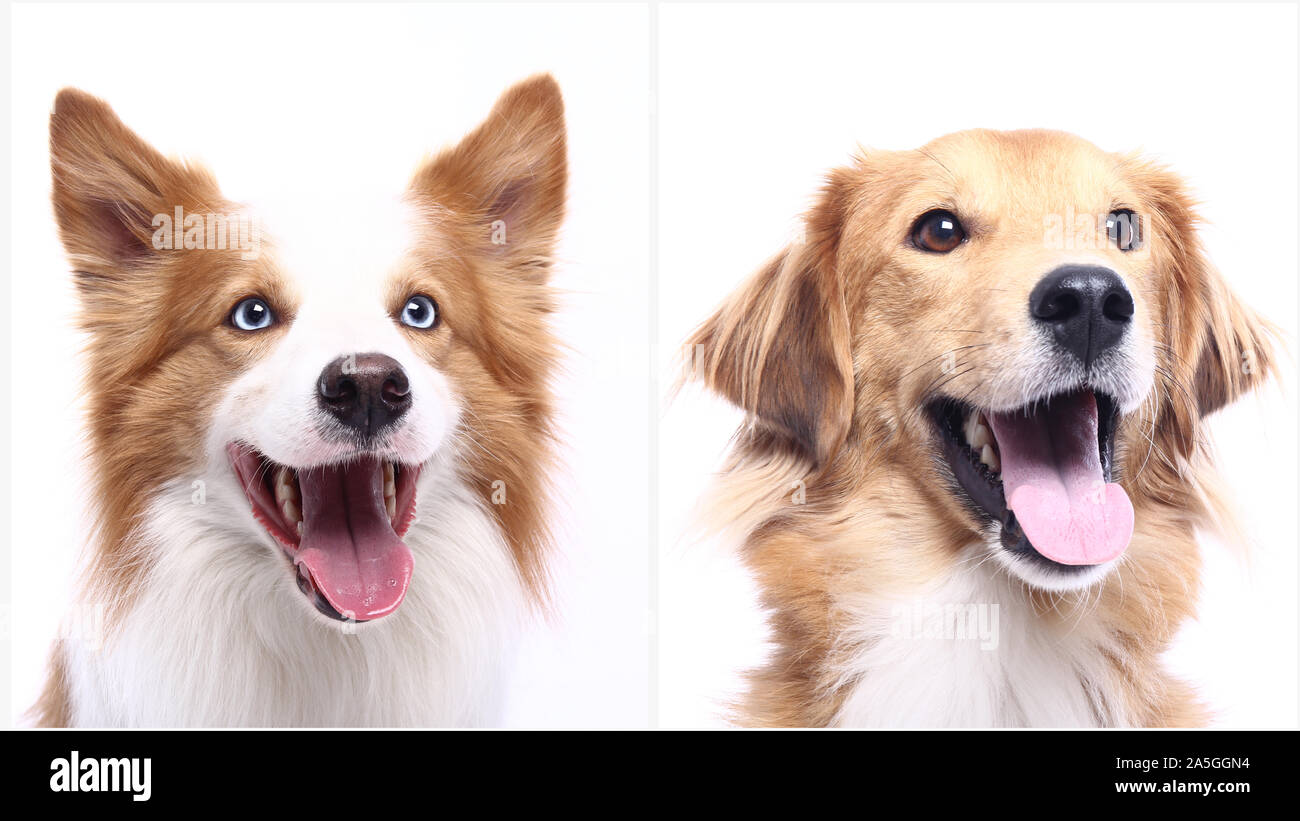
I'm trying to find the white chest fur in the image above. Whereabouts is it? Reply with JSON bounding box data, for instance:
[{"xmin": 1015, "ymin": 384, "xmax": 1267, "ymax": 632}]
[
  {"xmin": 63, "ymin": 458, "xmax": 526, "ymax": 727},
  {"xmin": 828, "ymin": 555, "xmax": 1130, "ymax": 727}
]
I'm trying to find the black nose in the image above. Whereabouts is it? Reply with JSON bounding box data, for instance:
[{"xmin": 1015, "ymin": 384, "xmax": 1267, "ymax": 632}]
[
  {"xmin": 317, "ymin": 353, "xmax": 411, "ymax": 438},
  {"xmin": 1029, "ymin": 265, "xmax": 1134, "ymax": 367}
]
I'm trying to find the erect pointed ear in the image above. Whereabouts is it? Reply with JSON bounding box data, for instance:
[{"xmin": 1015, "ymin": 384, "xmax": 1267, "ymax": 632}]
[
  {"xmin": 49, "ymin": 88, "xmax": 222, "ymax": 282},
  {"xmin": 686, "ymin": 172, "xmax": 855, "ymax": 467},
  {"xmin": 409, "ymin": 74, "xmax": 567, "ymax": 279},
  {"xmin": 1129, "ymin": 160, "xmax": 1278, "ymax": 428}
]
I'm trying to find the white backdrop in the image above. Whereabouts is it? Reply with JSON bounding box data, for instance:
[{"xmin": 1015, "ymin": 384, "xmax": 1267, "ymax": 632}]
[
  {"xmin": 8, "ymin": 2, "xmax": 651, "ymax": 727},
  {"xmin": 658, "ymin": 2, "xmax": 1299, "ymax": 727},
  {"xmin": 7, "ymin": 1, "xmax": 1298, "ymax": 730}
]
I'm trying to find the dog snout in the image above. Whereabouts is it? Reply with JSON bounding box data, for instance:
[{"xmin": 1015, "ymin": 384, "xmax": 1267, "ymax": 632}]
[
  {"xmin": 317, "ymin": 353, "xmax": 412, "ymax": 438},
  {"xmin": 1029, "ymin": 265, "xmax": 1134, "ymax": 367}
]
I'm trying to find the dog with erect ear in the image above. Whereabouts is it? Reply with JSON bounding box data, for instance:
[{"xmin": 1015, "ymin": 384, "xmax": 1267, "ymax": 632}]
[
  {"xmin": 34, "ymin": 74, "xmax": 567, "ymax": 727},
  {"xmin": 685, "ymin": 129, "xmax": 1279, "ymax": 727}
]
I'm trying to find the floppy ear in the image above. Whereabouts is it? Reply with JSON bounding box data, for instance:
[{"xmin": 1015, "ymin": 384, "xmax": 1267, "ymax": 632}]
[
  {"xmin": 408, "ymin": 74, "xmax": 567, "ymax": 281},
  {"xmin": 686, "ymin": 173, "xmax": 855, "ymax": 467},
  {"xmin": 49, "ymin": 88, "xmax": 223, "ymax": 289},
  {"xmin": 1191, "ymin": 265, "xmax": 1277, "ymax": 417},
  {"xmin": 1129, "ymin": 160, "xmax": 1278, "ymax": 454}
]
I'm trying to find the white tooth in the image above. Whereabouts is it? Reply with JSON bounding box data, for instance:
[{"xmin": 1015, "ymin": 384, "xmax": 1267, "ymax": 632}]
[
  {"xmin": 275, "ymin": 466, "xmax": 299, "ymax": 504},
  {"xmin": 963, "ymin": 411, "xmax": 987, "ymax": 446},
  {"xmin": 384, "ymin": 462, "xmax": 396, "ymax": 498},
  {"xmin": 969, "ymin": 424, "xmax": 991, "ymax": 451},
  {"xmin": 282, "ymin": 498, "xmax": 302, "ymax": 525},
  {"xmin": 296, "ymin": 521, "xmax": 304, "ymax": 536},
  {"xmin": 981, "ymin": 444, "xmax": 1000, "ymax": 473},
  {"xmin": 385, "ymin": 494, "xmax": 396, "ymax": 522}
]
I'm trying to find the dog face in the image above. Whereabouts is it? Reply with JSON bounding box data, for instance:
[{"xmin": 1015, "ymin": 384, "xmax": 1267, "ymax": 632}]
[
  {"xmin": 50, "ymin": 76, "xmax": 565, "ymax": 626},
  {"xmin": 690, "ymin": 129, "xmax": 1273, "ymax": 591}
]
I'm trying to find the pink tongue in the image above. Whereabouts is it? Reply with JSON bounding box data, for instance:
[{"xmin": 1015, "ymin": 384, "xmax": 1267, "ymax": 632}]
[
  {"xmin": 988, "ymin": 392, "xmax": 1133, "ymax": 565},
  {"xmin": 295, "ymin": 457, "xmax": 412, "ymax": 620}
]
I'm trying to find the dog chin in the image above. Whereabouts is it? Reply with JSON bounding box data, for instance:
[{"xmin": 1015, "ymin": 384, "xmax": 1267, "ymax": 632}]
[{"xmin": 991, "ymin": 545, "xmax": 1117, "ymax": 592}]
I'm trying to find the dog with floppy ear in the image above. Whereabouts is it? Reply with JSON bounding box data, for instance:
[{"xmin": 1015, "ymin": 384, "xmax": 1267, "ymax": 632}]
[
  {"xmin": 686, "ymin": 129, "xmax": 1278, "ymax": 728},
  {"xmin": 34, "ymin": 75, "xmax": 568, "ymax": 727},
  {"xmin": 687, "ymin": 171, "xmax": 856, "ymax": 469}
]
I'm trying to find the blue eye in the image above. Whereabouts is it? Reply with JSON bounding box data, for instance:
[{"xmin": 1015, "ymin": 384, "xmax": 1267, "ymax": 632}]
[
  {"xmin": 231, "ymin": 297, "xmax": 274, "ymax": 331},
  {"xmin": 400, "ymin": 295, "xmax": 439, "ymax": 329}
]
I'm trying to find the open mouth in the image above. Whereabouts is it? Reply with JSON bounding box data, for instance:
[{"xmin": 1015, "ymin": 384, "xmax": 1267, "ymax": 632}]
[
  {"xmin": 928, "ymin": 389, "xmax": 1134, "ymax": 571},
  {"xmin": 227, "ymin": 443, "xmax": 421, "ymax": 622}
]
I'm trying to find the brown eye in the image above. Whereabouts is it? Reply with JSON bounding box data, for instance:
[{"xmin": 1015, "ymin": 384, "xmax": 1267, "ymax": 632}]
[
  {"xmin": 912, "ymin": 210, "xmax": 966, "ymax": 253},
  {"xmin": 1106, "ymin": 209, "xmax": 1142, "ymax": 251}
]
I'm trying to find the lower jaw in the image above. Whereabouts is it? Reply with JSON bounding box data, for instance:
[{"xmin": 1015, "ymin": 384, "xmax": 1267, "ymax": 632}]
[
  {"xmin": 998, "ymin": 512, "xmax": 1096, "ymax": 576},
  {"xmin": 292, "ymin": 560, "xmax": 365, "ymax": 623},
  {"xmin": 991, "ymin": 534, "xmax": 1117, "ymax": 592},
  {"xmin": 928, "ymin": 395, "xmax": 1122, "ymax": 588},
  {"xmin": 226, "ymin": 444, "xmax": 420, "ymax": 623},
  {"xmin": 963, "ymin": 490, "xmax": 1117, "ymax": 590}
]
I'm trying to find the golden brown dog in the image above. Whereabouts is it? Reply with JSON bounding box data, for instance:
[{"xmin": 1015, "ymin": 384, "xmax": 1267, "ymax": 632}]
[{"xmin": 686, "ymin": 129, "xmax": 1276, "ymax": 727}]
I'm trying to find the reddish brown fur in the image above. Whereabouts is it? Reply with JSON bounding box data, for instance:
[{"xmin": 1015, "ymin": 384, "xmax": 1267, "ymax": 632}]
[
  {"xmin": 34, "ymin": 76, "xmax": 566, "ymax": 726},
  {"xmin": 687, "ymin": 130, "xmax": 1278, "ymax": 727},
  {"xmin": 30, "ymin": 644, "xmax": 72, "ymax": 728},
  {"xmin": 403, "ymin": 74, "xmax": 567, "ymax": 603},
  {"xmin": 40, "ymin": 92, "xmax": 285, "ymax": 728}
]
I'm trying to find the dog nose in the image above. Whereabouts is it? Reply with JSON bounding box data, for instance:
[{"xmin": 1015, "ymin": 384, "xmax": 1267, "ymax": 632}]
[
  {"xmin": 317, "ymin": 353, "xmax": 411, "ymax": 437},
  {"xmin": 1029, "ymin": 265, "xmax": 1134, "ymax": 367}
]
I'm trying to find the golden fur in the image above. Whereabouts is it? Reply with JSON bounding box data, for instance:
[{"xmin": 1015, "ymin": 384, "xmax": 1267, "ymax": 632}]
[{"xmin": 686, "ymin": 129, "xmax": 1278, "ymax": 727}]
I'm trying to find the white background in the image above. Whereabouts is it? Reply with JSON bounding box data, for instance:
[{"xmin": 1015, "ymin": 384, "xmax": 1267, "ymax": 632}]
[
  {"xmin": 7, "ymin": 1, "xmax": 1299, "ymax": 730},
  {"xmin": 658, "ymin": 3, "xmax": 1299, "ymax": 727},
  {"xmin": 8, "ymin": 3, "xmax": 651, "ymax": 727}
]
